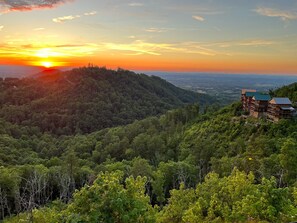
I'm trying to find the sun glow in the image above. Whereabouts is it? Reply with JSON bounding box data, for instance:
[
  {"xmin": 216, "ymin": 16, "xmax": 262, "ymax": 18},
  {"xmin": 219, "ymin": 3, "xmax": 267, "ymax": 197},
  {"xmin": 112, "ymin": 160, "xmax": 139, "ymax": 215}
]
[
  {"xmin": 41, "ymin": 61, "xmax": 54, "ymax": 68},
  {"xmin": 35, "ymin": 48, "xmax": 61, "ymax": 58}
]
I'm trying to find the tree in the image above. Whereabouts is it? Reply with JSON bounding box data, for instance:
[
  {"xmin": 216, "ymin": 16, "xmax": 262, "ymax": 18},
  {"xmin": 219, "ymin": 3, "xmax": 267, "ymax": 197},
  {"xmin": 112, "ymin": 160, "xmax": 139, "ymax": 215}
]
[
  {"xmin": 19, "ymin": 165, "xmax": 49, "ymax": 222},
  {"xmin": 0, "ymin": 167, "xmax": 21, "ymax": 220},
  {"xmin": 159, "ymin": 169, "xmax": 296, "ymax": 223},
  {"xmin": 61, "ymin": 171, "xmax": 157, "ymax": 223},
  {"xmin": 279, "ymin": 138, "xmax": 297, "ymax": 185},
  {"xmin": 158, "ymin": 184, "xmax": 195, "ymax": 223}
]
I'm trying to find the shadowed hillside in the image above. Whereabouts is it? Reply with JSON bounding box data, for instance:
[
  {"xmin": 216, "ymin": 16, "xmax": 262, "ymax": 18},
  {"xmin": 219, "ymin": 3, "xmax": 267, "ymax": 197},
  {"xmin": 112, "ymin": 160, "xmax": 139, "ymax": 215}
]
[{"xmin": 0, "ymin": 66, "xmax": 215, "ymax": 135}]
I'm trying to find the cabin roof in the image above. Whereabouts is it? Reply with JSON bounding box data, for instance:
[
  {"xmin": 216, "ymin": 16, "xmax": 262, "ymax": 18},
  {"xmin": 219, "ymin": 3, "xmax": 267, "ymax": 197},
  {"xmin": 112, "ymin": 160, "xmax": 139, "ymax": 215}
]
[
  {"xmin": 246, "ymin": 92, "xmax": 261, "ymax": 97},
  {"xmin": 271, "ymin": 97, "xmax": 292, "ymax": 105},
  {"xmin": 253, "ymin": 94, "xmax": 271, "ymax": 101}
]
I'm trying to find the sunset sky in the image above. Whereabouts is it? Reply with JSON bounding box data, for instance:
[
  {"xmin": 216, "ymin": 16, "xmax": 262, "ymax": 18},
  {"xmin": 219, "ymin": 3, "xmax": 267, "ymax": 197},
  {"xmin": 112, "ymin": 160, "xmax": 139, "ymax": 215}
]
[{"xmin": 0, "ymin": 0, "xmax": 297, "ymax": 74}]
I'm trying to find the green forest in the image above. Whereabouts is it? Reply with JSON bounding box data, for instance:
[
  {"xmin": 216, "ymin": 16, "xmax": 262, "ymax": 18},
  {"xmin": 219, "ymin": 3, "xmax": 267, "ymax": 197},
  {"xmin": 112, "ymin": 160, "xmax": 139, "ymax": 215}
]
[
  {"xmin": 0, "ymin": 67, "xmax": 214, "ymax": 135},
  {"xmin": 1, "ymin": 68, "xmax": 297, "ymax": 222}
]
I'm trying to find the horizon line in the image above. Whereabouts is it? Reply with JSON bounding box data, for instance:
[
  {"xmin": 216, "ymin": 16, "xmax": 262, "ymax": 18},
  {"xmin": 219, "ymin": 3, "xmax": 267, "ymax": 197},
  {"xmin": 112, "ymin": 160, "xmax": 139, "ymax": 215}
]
[{"xmin": 0, "ymin": 64, "xmax": 297, "ymax": 77}]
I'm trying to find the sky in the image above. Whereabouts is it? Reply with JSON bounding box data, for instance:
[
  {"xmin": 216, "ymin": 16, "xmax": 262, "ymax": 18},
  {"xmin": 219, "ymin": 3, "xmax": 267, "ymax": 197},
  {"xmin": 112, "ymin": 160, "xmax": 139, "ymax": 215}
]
[{"xmin": 0, "ymin": 0, "xmax": 297, "ymax": 74}]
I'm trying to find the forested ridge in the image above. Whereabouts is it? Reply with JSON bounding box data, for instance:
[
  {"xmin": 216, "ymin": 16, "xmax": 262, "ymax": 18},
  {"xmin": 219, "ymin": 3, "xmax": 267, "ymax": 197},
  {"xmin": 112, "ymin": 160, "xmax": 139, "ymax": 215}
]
[
  {"xmin": 271, "ymin": 82, "xmax": 297, "ymax": 102},
  {"xmin": 0, "ymin": 66, "xmax": 213, "ymax": 135},
  {"xmin": 1, "ymin": 72, "xmax": 297, "ymax": 222}
]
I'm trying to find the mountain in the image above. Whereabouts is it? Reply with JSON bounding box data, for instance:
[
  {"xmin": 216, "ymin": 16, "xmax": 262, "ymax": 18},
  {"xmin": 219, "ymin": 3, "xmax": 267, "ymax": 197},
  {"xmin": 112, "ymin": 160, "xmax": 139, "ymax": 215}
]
[
  {"xmin": 3, "ymin": 71, "xmax": 296, "ymax": 222},
  {"xmin": 28, "ymin": 68, "xmax": 62, "ymax": 81},
  {"xmin": 0, "ymin": 68, "xmax": 297, "ymax": 223},
  {"xmin": 2, "ymin": 99, "xmax": 297, "ymax": 222},
  {"xmin": 0, "ymin": 66, "xmax": 215, "ymax": 135}
]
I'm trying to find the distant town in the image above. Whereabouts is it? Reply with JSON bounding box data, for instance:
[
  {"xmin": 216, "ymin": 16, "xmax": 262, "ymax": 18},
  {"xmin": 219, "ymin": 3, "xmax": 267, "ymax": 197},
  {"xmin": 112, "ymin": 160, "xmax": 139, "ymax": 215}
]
[{"xmin": 241, "ymin": 89, "xmax": 296, "ymax": 121}]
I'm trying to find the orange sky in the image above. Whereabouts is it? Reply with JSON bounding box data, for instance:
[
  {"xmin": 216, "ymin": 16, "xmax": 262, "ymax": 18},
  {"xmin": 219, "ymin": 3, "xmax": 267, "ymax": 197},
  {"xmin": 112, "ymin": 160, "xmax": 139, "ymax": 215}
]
[{"xmin": 0, "ymin": 0, "xmax": 297, "ymax": 74}]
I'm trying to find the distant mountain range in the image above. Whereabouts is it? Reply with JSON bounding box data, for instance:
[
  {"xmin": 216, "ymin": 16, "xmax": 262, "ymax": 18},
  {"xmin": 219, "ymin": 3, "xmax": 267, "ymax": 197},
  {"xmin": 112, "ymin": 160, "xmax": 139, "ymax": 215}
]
[
  {"xmin": 0, "ymin": 65, "xmax": 71, "ymax": 78},
  {"xmin": 0, "ymin": 65, "xmax": 44, "ymax": 78}
]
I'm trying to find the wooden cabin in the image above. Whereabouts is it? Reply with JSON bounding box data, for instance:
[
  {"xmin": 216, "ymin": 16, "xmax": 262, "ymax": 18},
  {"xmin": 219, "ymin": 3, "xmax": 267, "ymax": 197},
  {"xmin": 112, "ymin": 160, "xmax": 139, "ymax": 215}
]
[
  {"xmin": 241, "ymin": 89, "xmax": 257, "ymax": 112},
  {"xmin": 241, "ymin": 89, "xmax": 295, "ymax": 121},
  {"xmin": 267, "ymin": 98, "xmax": 296, "ymax": 122},
  {"xmin": 250, "ymin": 94, "xmax": 271, "ymax": 118}
]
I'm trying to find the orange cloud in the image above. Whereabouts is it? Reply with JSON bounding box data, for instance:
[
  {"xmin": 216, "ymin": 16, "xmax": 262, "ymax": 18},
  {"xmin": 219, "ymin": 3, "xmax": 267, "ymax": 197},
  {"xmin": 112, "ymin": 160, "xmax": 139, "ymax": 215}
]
[{"xmin": 0, "ymin": 0, "xmax": 74, "ymax": 13}]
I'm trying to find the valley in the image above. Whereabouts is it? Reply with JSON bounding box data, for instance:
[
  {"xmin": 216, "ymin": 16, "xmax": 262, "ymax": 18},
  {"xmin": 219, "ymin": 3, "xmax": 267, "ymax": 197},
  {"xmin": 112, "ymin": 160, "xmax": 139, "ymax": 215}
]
[{"xmin": 149, "ymin": 72, "xmax": 297, "ymax": 105}]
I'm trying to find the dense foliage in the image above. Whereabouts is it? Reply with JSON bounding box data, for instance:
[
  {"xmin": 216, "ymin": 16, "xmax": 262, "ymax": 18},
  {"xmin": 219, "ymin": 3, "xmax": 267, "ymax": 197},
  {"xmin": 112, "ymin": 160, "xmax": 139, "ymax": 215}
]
[
  {"xmin": 1, "ymin": 72, "xmax": 297, "ymax": 222},
  {"xmin": 272, "ymin": 82, "xmax": 297, "ymax": 102},
  {"xmin": 4, "ymin": 170, "xmax": 297, "ymax": 223},
  {"xmin": 0, "ymin": 66, "xmax": 213, "ymax": 135}
]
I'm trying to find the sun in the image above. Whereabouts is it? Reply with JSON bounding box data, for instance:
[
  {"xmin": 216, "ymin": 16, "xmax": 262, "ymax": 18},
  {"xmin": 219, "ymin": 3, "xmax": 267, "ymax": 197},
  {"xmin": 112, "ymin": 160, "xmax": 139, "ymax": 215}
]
[{"xmin": 41, "ymin": 61, "xmax": 53, "ymax": 68}]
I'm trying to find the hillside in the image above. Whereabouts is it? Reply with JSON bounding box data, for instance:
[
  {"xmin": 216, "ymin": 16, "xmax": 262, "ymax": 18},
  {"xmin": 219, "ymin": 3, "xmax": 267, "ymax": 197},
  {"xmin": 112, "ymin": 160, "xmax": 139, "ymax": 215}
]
[
  {"xmin": 272, "ymin": 82, "xmax": 297, "ymax": 102},
  {"xmin": 0, "ymin": 66, "xmax": 215, "ymax": 135},
  {"xmin": 2, "ymin": 88, "xmax": 297, "ymax": 222}
]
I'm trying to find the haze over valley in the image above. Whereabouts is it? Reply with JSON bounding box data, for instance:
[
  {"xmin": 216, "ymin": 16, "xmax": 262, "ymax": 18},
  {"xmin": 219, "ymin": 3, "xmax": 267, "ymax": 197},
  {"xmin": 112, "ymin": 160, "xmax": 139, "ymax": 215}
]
[{"xmin": 150, "ymin": 72, "xmax": 297, "ymax": 104}]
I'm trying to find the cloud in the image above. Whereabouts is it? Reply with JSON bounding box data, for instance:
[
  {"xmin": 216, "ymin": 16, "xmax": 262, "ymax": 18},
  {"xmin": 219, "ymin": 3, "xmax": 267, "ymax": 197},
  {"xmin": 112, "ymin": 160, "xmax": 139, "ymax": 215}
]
[
  {"xmin": 100, "ymin": 40, "xmax": 229, "ymax": 57},
  {"xmin": 192, "ymin": 15, "xmax": 205, "ymax": 22},
  {"xmin": 255, "ymin": 7, "xmax": 297, "ymax": 21},
  {"xmin": 0, "ymin": 0, "xmax": 73, "ymax": 13},
  {"xmin": 145, "ymin": 28, "xmax": 173, "ymax": 33},
  {"xmin": 128, "ymin": 3, "xmax": 143, "ymax": 7},
  {"xmin": 237, "ymin": 39, "xmax": 275, "ymax": 46},
  {"xmin": 53, "ymin": 15, "xmax": 80, "ymax": 23},
  {"xmin": 203, "ymin": 39, "xmax": 276, "ymax": 48},
  {"xmin": 104, "ymin": 41, "xmax": 161, "ymax": 56},
  {"xmin": 0, "ymin": 42, "xmax": 100, "ymax": 59},
  {"xmin": 167, "ymin": 4, "xmax": 224, "ymax": 15},
  {"xmin": 84, "ymin": 11, "xmax": 97, "ymax": 16},
  {"xmin": 53, "ymin": 11, "xmax": 97, "ymax": 23},
  {"xmin": 34, "ymin": 27, "xmax": 45, "ymax": 31},
  {"xmin": 0, "ymin": 25, "xmax": 4, "ymax": 31}
]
